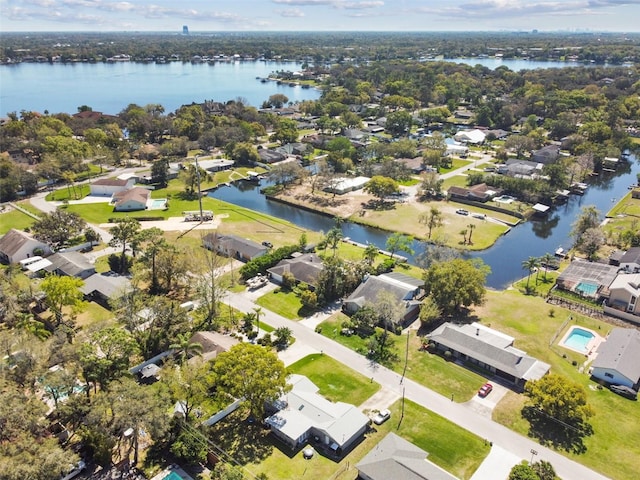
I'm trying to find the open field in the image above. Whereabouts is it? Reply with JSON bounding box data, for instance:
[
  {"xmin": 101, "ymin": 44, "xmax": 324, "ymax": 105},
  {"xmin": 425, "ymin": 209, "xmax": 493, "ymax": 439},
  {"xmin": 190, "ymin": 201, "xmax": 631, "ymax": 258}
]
[{"xmin": 0, "ymin": 206, "xmax": 37, "ymax": 233}]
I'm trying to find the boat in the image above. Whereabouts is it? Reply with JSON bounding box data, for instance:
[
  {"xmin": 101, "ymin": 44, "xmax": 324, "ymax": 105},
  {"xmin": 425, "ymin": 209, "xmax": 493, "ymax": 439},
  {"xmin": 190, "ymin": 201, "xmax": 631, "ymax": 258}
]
[
  {"xmin": 555, "ymin": 247, "xmax": 568, "ymax": 258},
  {"xmin": 570, "ymin": 182, "xmax": 588, "ymax": 195}
]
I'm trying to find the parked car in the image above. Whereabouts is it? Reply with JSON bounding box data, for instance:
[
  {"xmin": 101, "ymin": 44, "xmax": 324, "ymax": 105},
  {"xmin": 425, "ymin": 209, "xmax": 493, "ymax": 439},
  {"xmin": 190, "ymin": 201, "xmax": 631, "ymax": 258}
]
[
  {"xmin": 262, "ymin": 241, "xmax": 273, "ymax": 248},
  {"xmin": 478, "ymin": 383, "xmax": 493, "ymax": 398},
  {"xmin": 610, "ymin": 384, "xmax": 637, "ymax": 400},
  {"xmin": 456, "ymin": 209, "xmax": 469, "ymax": 215},
  {"xmin": 60, "ymin": 460, "xmax": 86, "ymax": 480},
  {"xmin": 373, "ymin": 409, "xmax": 391, "ymax": 425}
]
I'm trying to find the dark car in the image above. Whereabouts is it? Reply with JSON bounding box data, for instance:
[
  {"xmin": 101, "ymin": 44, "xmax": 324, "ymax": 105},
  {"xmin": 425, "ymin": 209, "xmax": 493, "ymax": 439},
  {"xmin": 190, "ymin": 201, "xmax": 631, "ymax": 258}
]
[
  {"xmin": 478, "ymin": 383, "xmax": 493, "ymax": 398},
  {"xmin": 262, "ymin": 241, "xmax": 273, "ymax": 248},
  {"xmin": 610, "ymin": 384, "xmax": 638, "ymax": 400}
]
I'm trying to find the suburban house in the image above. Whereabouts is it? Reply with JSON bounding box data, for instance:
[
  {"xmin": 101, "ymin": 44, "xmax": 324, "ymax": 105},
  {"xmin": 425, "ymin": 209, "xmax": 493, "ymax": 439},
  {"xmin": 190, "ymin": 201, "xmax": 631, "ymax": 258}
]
[
  {"xmin": 531, "ymin": 145, "xmax": 560, "ymax": 164},
  {"xmin": 604, "ymin": 273, "xmax": 640, "ymax": 321},
  {"xmin": 196, "ymin": 159, "xmax": 235, "ymax": 172},
  {"xmin": 267, "ymin": 253, "xmax": 324, "ymax": 288},
  {"xmin": 112, "ymin": 187, "xmax": 151, "ymax": 212},
  {"xmin": 80, "ymin": 273, "xmax": 131, "ymax": 308},
  {"xmin": 44, "ymin": 251, "xmax": 96, "ymax": 279},
  {"xmin": 447, "ymin": 183, "xmax": 498, "ymax": 203},
  {"xmin": 342, "ymin": 272, "xmax": 425, "ymax": 327},
  {"xmin": 258, "ymin": 148, "xmax": 286, "ymax": 164},
  {"xmin": 265, "ymin": 374, "xmax": 370, "ymax": 456},
  {"xmin": 445, "ymin": 143, "xmax": 469, "ymax": 157},
  {"xmin": 590, "ymin": 328, "xmax": 640, "ymax": 389},
  {"xmin": 454, "ymin": 129, "xmax": 486, "ymax": 144},
  {"xmin": 323, "ymin": 176, "xmax": 370, "ymax": 195},
  {"xmin": 499, "ymin": 159, "xmax": 543, "ymax": 178},
  {"xmin": 555, "ymin": 259, "xmax": 619, "ymax": 300},
  {"xmin": 188, "ymin": 331, "xmax": 239, "ymax": 363},
  {"xmin": 356, "ymin": 433, "xmax": 459, "ymax": 480},
  {"xmin": 0, "ymin": 228, "xmax": 52, "ymax": 264},
  {"xmin": 618, "ymin": 247, "xmax": 640, "ymax": 273},
  {"xmin": 202, "ymin": 233, "xmax": 268, "ymax": 262},
  {"xmin": 426, "ymin": 322, "xmax": 551, "ymax": 388},
  {"xmin": 396, "ymin": 157, "xmax": 426, "ymax": 174},
  {"xmin": 90, "ymin": 177, "xmax": 135, "ymax": 196}
]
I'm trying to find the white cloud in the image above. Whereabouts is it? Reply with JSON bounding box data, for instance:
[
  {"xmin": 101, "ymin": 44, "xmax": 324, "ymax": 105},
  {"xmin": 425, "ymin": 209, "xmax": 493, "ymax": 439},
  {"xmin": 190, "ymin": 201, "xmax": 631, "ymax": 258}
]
[{"xmin": 278, "ymin": 8, "xmax": 306, "ymax": 17}]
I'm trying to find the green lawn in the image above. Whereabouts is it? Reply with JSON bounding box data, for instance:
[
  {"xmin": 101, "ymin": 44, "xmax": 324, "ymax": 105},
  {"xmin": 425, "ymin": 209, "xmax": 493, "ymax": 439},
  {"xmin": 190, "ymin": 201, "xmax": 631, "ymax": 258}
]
[
  {"xmin": 256, "ymin": 288, "xmax": 308, "ymax": 320},
  {"xmin": 481, "ymin": 290, "xmax": 640, "ymax": 480},
  {"xmin": 0, "ymin": 207, "xmax": 37, "ymax": 233},
  {"xmin": 439, "ymin": 158, "xmax": 473, "ymax": 173},
  {"xmin": 288, "ymin": 353, "xmax": 379, "ymax": 405},
  {"xmin": 46, "ymin": 184, "xmax": 91, "ymax": 201},
  {"xmin": 317, "ymin": 313, "xmax": 486, "ymax": 401}
]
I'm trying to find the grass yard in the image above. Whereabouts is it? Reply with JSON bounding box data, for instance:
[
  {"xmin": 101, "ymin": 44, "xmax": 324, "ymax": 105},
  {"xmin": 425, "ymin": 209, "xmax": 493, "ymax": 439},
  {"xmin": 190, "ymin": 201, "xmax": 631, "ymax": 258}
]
[
  {"xmin": 439, "ymin": 158, "xmax": 473, "ymax": 173},
  {"xmin": 317, "ymin": 313, "xmax": 485, "ymax": 401},
  {"xmin": 478, "ymin": 289, "xmax": 640, "ymax": 480},
  {"xmin": 256, "ymin": 288, "xmax": 307, "ymax": 320},
  {"xmin": 46, "ymin": 184, "xmax": 91, "ymax": 201},
  {"xmin": 604, "ymin": 191, "xmax": 640, "ymax": 236},
  {"xmin": 441, "ymin": 174, "xmax": 469, "ymax": 189},
  {"xmin": 288, "ymin": 353, "xmax": 379, "ymax": 405},
  {"xmin": 0, "ymin": 207, "xmax": 37, "ymax": 233}
]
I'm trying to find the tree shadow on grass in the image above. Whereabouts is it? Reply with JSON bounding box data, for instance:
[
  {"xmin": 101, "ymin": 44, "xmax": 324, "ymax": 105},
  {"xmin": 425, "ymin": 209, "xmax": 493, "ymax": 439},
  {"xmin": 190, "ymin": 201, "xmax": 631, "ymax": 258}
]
[
  {"xmin": 207, "ymin": 410, "xmax": 273, "ymax": 465},
  {"xmin": 522, "ymin": 406, "xmax": 592, "ymax": 455}
]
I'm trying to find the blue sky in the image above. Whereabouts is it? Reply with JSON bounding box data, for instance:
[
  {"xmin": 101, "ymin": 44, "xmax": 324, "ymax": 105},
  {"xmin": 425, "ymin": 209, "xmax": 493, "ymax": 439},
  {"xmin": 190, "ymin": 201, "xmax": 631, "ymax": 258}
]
[{"xmin": 1, "ymin": 0, "xmax": 639, "ymax": 32}]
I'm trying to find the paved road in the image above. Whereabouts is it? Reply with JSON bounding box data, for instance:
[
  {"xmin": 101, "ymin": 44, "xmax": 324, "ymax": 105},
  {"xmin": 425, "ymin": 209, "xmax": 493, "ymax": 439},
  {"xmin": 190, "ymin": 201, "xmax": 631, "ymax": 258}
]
[{"xmin": 225, "ymin": 291, "xmax": 610, "ymax": 480}]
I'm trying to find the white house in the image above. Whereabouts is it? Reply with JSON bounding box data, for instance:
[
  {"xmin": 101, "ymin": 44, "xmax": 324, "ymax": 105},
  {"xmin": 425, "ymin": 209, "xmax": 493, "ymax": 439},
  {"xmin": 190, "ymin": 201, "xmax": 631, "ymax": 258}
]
[
  {"xmin": 454, "ymin": 129, "xmax": 486, "ymax": 144},
  {"xmin": 605, "ymin": 273, "xmax": 640, "ymax": 316},
  {"xmin": 112, "ymin": 187, "xmax": 151, "ymax": 212},
  {"xmin": 265, "ymin": 374, "xmax": 370, "ymax": 455},
  {"xmin": 0, "ymin": 229, "xmax": 52, "ymax": 264},
  {"xmin": 619, "ymin": 247, "xmax": 640, "ymax": 273},
  {"xmin": 90, "ymin": 178, "xmax": 135, "ymax": 196},
  {"xmin": 591, "ymin": 328, "xmax": 640, "ymax": 389}
]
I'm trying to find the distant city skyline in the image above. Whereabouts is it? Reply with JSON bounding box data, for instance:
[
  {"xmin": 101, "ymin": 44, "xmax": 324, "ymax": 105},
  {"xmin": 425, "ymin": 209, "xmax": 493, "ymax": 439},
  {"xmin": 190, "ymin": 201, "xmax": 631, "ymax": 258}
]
[{"xmin": 1, "ymin": 0, "xmax": 640, "ymax": 33}]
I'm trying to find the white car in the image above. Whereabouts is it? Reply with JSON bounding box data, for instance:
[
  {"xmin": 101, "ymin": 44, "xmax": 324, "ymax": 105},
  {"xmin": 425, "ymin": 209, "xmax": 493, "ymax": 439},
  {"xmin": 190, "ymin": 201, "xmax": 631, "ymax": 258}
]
[
  {"xmin": 373, "ymin": 409, "xmax": 391, "ymax": 425},
  {"xmin": 60, "ymin": 460, "xmax": 86, "ymax": 480}
]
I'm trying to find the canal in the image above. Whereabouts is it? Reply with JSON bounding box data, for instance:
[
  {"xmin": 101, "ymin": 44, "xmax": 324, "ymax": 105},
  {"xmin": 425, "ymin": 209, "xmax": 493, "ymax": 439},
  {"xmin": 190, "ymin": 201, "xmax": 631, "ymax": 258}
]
[{"xmin": 210, "ymin": 154, "xmax": 639, "ymax": 289}]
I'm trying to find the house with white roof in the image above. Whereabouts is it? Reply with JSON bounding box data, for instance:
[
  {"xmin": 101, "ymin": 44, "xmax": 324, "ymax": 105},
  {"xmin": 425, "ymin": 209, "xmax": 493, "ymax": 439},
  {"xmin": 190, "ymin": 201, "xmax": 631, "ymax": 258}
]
[
  {"xmin": 90, "ymin": 177, "xmax": 135, "ymax": 196},
  {"xmin": 591, "ymin": 328, "xmax": 640, "ymax": 389},
  {"xmin": 454, "ymin": 129, "xmax": 486, "ymax": 145},
  {"xmin": 427, "ymin": 322, "xmax": 550, "ymax": 388},
  {"xmin": 265, "ymin": 374, "xmax": 370, "ymax": 456}
]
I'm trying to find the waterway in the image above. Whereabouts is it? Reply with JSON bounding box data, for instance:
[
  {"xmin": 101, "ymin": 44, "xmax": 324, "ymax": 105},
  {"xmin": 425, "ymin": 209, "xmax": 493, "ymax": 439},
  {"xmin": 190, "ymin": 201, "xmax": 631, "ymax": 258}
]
[{"xmin": 210, "ymin": 154, "xmax": 638, "ymax": 289}]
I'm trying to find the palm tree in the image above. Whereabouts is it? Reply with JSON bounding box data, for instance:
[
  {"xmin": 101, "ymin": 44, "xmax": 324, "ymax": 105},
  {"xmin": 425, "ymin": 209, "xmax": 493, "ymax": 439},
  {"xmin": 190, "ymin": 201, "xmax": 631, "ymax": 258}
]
[
  {"xmin": 467, "ymin": 223, "xmax": 476, "ymax": 244},
  {"xmin": 540, "ymin": 252, "xmax": 554, "ymax": 282},
  {"xmin": 253, "ymin": 307, "xmax": 264, "ymax": 336},
  {"xmin": 169, "ymin": 333, "xmax": 203, "ymax": 364},
  {"xmin": 16, "ymin": 312, "xmax": 51, "ymax": 341},
  {"xmin": 363, "ymin": 243, "xmax": 379, "ymax": 266},
  {"xmin": 522, "ymin": 256, "xmax": 540, "ymax": 289},
  {"xmin": 325, "ymin": 227, "xmax": 343, "ymax": 257},
  {"xmin": 460, "ymin": 229, "xmax": 468, "ymax": 245}
]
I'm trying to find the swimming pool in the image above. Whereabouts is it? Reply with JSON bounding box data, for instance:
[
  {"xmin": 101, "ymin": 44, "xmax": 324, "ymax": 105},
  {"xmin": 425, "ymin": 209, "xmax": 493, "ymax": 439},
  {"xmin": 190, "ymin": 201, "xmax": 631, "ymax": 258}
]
[
  {"xmin": 494, "ymin": 195, "xmax": 515, "ymax": 204},
  {"xmin": 576, "ymin": 281, "xmax": 598, "ymax": 297},
  {"xmin": 149, "ymin": 199, "xmax": 167, "ymax": 210},
  {"xmin": 561, "ymin": 326, "xmax": 595, "ymax": 354},
  {"xmin": 163, "ymin": 473, "xmax": 184, "ymax": 480}
]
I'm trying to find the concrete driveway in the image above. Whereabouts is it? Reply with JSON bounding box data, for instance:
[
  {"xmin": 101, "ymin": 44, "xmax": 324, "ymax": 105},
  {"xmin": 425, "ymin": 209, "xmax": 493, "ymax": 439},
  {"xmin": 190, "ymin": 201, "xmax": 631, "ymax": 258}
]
[{"xmin": 464, "ymin": 382, "xmax": 510, "ymax": 418}]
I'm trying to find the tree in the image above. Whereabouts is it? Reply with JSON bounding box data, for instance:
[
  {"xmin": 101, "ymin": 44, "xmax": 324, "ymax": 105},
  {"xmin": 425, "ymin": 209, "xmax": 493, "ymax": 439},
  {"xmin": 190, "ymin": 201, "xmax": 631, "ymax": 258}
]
[
  {"xmin": 108, "ymin": 217, "xmax": 142, "ymax": 273},
  {"xmin": 523, "ymin": 373, "xmax": 594, "ymax": 452},
  {"xmin": 324, "ymin": 226, "xmax": 344, "ymax": 257},
  {"xmin": 267, "ymin": 161, "xmax": 307, "ymax": 189},
  {"xmin": 230, "ymin": 142, "xmax": 260, "ymax": 165},
  {"xmin": 522, "ymin": 256, "xmax": 540, "ymax": 289},
  {"xmin": 419, "ymin": 207, "xmax": 444, "ymax": 239},
  {"xmin": 273, "ymin": 326, "xmax": 293, "ymax": 350},
  {"xmin": 570, "ymin": 206, "xmax": 602, "ymax": 252},
  {"xmin": 418, "ymin": 295, "xmax": 441, "ymax": 328},
  {"xmin": 385, "ymin": 233, "xmax": 414, "ymax": 259},
  {"xmin": 170, "ymin": 333, "xmax": 203, "ymax": 365},
  {"xmin": 364, "ymin": 175, "xmax": 399, "ymax": 205},
  {"xmin": 212, "ymin": 343, "xmax": 289, "ymax": 418},
  {"xmin": 363, "ymin": 243, "xmax": 379, "ymax": 266},
  {"xmin": 531, "ymin": 460, "xmax": 559, "ymax": 480},
  {"xmin": 171, "ymin": 430, "xmax": 208, "ymax": 465},
  {"xmin": 193, "ymin": 237, "xmax": 228, "ymax": 329},
  {"xmin": 578, "ymin": 227, "xmax": 605, "ymax": 260},
  {"xmin": 135, "ymin": 227, "xmax": 168, "ymax": 293},
  {"xmin": 31, "ymin": 209, "xmax": 87, "ymax": 250},
  {"xmin": 265, "ymin": 93, "xmax": 289, "ymax": 108},
  {"xmin": 385, "ymin": 110, "xmax": 413, "ymax": 136},
  {"xmin": 272, "ymin": 118, "xmax": 298, "ymax": 145},
  {"xmin": 423, "ymin": 258, "xmax": 489, "ymax": 316},
  {"xmin": 505, "ymin": 135, "xmax": 535, "ymax": 158},
  {"xmin": 253, "ymin": 306, "xmax": 264, "ymax": 336},
  {"xmin": 151, "ymin": 158, "xmax": 169, "ymax": 187},
  {"xmin": 165, "ymin": 360, "xmax": 214, "ymax": 423},
  {"xmin": 40, "ymin": 275, "xmax": 86, "ymax": 331},
  {"xmin": 508, "ymin": 463, "xmax": 541, "ymax": 480},
  {"xmin": 540, "ymin": 253, "xmax": 555, "ymax": 282},
  {"xmin": 419, "ymin": 171, "xmax": 443, "ymax": 198}
]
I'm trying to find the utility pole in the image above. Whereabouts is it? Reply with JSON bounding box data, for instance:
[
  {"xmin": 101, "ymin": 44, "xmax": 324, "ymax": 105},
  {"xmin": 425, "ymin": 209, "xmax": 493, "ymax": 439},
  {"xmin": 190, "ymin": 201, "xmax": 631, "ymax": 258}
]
[{"xmin": 195, "ymin": 154, "xmax": 204, "ymax": 221}]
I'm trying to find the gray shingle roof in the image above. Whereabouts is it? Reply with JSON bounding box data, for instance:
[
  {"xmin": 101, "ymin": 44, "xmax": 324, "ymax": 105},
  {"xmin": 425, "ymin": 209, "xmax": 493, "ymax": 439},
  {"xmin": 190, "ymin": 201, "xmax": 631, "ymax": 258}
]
[
  {"xmin": 592, "ymin": 328, "xmax": 640, "ymax": 384},
  {"xmin": 45, "ymin": 251, "xmax": 95, "ymax": 278},
  {"xmin": 427, "ymin": 322, "xmax": 550, "ymax": 382},
  {"xmin": 267, "ymin": 253, "xmax": 323, "ymax": 285},
  {"xmin": 345, "ymin": 273, "xmax": 422, "ymax": 309},
  {"xmin": 0, "ymin": 229, "xmax": 44, "ymax": 258},
  {"xmin": 80, "ymin": 272, "xmax": 130, "ymax": 298},
  {"xmin": 203, "ymin": 233, "xmax": 268, "ymax": 259},
  {"xmin": 357, "ymin": 433, "xmax": 458, "ymax": 480}
]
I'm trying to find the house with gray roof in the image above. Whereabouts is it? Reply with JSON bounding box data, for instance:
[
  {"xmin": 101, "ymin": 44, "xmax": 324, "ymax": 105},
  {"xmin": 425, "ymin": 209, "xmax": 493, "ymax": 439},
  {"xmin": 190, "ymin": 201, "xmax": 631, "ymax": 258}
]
[
  {"xmin": 357, "ymin": 433, "xmax": 458, "ymax": 480},
  {"xmin": 44, "ymin": 251, "xmax": 96, "ymax": 279},
  {"xmin": 267, "ymin": 252, "xmax": 324, "ymax": 288},
  {"xmin": 619, "ymin": 247, "xmax": 640, "ymax": 272},
  {"xmin": 591, "ymin": 328, "xmax": 640, "ymax": 389},
  {"xmin": 80, "ymin": 272, "xmax": 131, "ymax": 308},
  {"xmin": 531, "ymin": 144, "xmax": 560, "ymax": 164},
  {"xmin": 0, "ymin": 228, "xmax": 52, "ymax": 264},
  {"xmin": 188, "ymin": 331, "xmax": 239, "ymax": 363},
  {"xmin": 202, "ymin": 233, "xmax": 268, "ymax": 262},
  {"xmin": 427, "ymin": 322, "xmax": 550, "ymax": 388},
  {"xmin": 265, "ymin": 374, "xmax": 370, "ymax": 456},
  {"xmin": 343, "ymin": 272, "xmax": 424, "ymax": 327},
  {"xmin": 604, "ymin": 273, "xmax": 640, "ymax": 323}
]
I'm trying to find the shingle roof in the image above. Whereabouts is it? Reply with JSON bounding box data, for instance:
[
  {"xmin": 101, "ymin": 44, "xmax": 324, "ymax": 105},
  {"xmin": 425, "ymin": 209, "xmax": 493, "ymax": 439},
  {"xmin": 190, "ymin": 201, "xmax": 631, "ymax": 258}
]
[
  {"xmin": 267, "ymin": 253, "xmax": 324, "ymax": 285},
  {"xmin": 45, "ymin": 251, "xmax": 95, "ymax": 277},
  {"xmin": 345, "ymin": 273, "xmax": 421, "ymax": 309},
  {"xmin": 427, "ymin": 322, "xmax": 550, "ymax": 382},
  {"xmin": 0, "ymin": 229, "xmax": 44, "ymax": 258},
  {"xmin": 592, "ymin": 328, "xmax": 640, "ymax": 384},
  {"xmin": 112, "ymin": 187, "xmax": 150, "ymax": 207},
  {"xmin": 619, "ymin": 247, "xmax": 640, "ymax": 265},
  {"xmin": 357, "ymin": 433, "xmax": 458, "ymax": 480},
  {"xmin": 80, "ymin": 272, "xmax": 131, "ymax": 298},
  {"xmin": 203, "ymin": 233, "xmax": 268, "ymax": 259},
  {"xmin": 92, "ymin": 178, "xmax": 129, "ymax": 187}
]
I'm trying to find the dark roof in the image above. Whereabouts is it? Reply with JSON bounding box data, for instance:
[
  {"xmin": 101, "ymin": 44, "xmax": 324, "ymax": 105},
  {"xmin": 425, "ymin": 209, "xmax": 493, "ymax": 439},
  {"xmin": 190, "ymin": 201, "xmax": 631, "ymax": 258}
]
[
  {"xmin": 620, "ymin": 247, "xmax": 640, "ymax": 265},
  {"xmin": 80, "ymin": 272, "xmax": 131, "ymax": 298},
  {"xmin": 593, "ymin": 328, "xmax": 640, "ymax": 383},
  {"xmin": 357, "ymin": 433, "xmax": 458, "ymax": 480},
  {"xmin": 267, "ymin": 253, "xmax": 324, "ymax": 285},
  {"xmin": 556, "ymin": 259, "xmax": 619, "ymax": 291},
  {"xmin": 427, "ymin": 322, "xmax": 550, "ymax": 381},
  {"xmin": 92, "ymin": 178, "xmax": 129, "ymax": 187},
  {"xmin": 202, "ymin": 233, "xmax": 268, "ymax": 259},
  {"xmin": 345, "ymin": 273, "xmax": 422, "ymax": 309},
  {"xmin": 45, "ymin": 251, "xmax": 95, "ymax": 278}
]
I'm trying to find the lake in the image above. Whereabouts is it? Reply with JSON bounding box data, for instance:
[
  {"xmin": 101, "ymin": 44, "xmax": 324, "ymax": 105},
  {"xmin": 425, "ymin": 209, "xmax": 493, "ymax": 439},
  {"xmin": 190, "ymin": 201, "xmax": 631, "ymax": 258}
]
[
  {"xmin": 0, "ymin": 61, "xmax": 321, "ymax": 116},
  {"xmin": 0, "ymin": 56, "xmax": 603, "ymax": 117}
]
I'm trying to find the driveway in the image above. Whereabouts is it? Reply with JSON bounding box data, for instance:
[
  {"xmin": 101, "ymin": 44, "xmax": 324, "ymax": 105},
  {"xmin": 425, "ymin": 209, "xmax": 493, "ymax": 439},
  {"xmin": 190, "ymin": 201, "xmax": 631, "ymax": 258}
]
[
  {"xmin": 464, "ymin": 382, "xmax": 510, "ymax": 418},
  {"xmin": 470, "ymin": 444, "xmax": 523, "ymax": 480}
]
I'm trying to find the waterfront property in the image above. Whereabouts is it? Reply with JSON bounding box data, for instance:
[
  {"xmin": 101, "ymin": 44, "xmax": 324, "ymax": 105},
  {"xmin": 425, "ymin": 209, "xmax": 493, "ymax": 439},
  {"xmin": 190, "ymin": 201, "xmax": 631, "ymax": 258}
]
[
  {"xmin": 267, "ymin": 252, "xmax": 324, "ymax": 288},
  {"xmin": 356, "ymin": 433, "xmax": 459, "ymax": 480},
  {"xmin": 112, "ymin": 186, "xmax": 151, "ymax": 212},
  {"xmin": 604, "ymin": 272, "xmax": 640, "ymax": 323},
  {"xmin": 590, "ymin": 328, "xmax": 640, "ymax": 390},
  {"xmin": 265, "ymin": 374, "xmax": 370, "ymax": 456},
  {"xmin": 426, "ymin": 322, "xmax": 550, "ymax": 388},
  {"xmin": 202, "ymin": 233, "xmax": 269, "ymax": 262},
  {"xmin": 555, "ymin": 259, "xmax": 619, "ymax": 300},
  {"xmin": 559, "ymin": 326, "xmax": 601, "ymax": 356}
]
